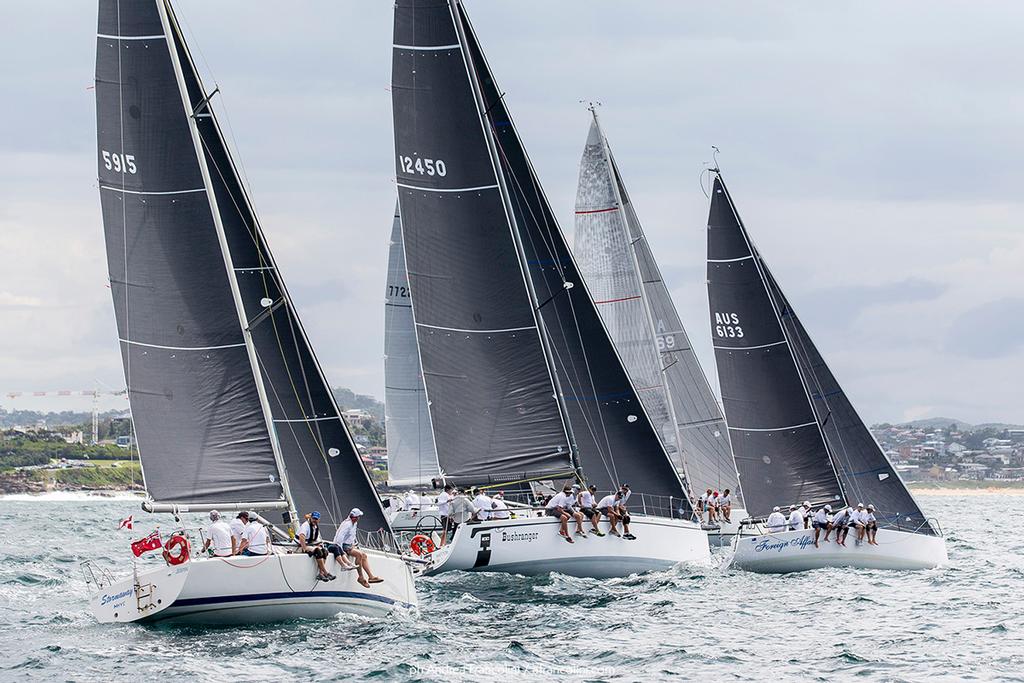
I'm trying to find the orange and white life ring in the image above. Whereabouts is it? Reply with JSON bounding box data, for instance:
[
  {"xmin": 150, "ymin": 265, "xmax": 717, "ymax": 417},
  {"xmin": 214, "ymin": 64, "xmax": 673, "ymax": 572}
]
[
  {"xmin": 164, "ymin": 534, "xmax": 191, "ymax": 566},
  {"xmin": 410, "ymin": 534, "xmax": 436, "ymax": 556}
]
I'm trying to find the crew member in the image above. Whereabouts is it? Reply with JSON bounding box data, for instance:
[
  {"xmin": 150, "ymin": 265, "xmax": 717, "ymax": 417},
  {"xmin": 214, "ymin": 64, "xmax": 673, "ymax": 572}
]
[
  {"xmin": 297, "ymin": 510, "xmax": 333, "ymax": 582},
  {"xmin": 239, "ymin": 513, "xmax": 270, "ymax": 556},
  {"xmin": 852, "ymin": 503, "xmax": 868, "ymax": 544},
  {"xmin": 545, "ymin": 485, "xmax": 585, "ymax": 542},
  {"xmin": 329, "ymin": 508, "xmax": 383, "ymax": 588},
  {"xmin": 490, "ymin": 491, "xmax": 511, "ymax": 520},
  {"xmin": 615, "ymin": 492, "xmax": 636, "ymax": 540},
  {"xmin": 229, "ymin": 511, "xmax": 249, "ymax": 554},
  {"xmin": 719, "ymin": 489, "xmax": 733, "ymax": 524},
  {"xmin": 472, "ymin": 488, "xmax": 493, "ymax": 522},
  {"xmin": 766, "ymin": 506, "xmax": 787, "ymax": 533},
  {"xmin": 865, "ymin": 504, "xmax": 879, "ymax": 545},
  {"xmin": 801, "ymin": 501, "xmax": 812, "ymax": 529},
  {"xmin": 787, "ymin": 505, "xmax": 804, "ymax": 532},
  {"xmin": 436, "ymin": 484, "xmax": 454, "ymax": 545},
  {"xmin": 812, "ymin": 504, "xmax": 832, "ymax": 548},
  {"xmin": 597, "ymin": 491, "xmax": 621, "ymax": 537},
  {"xmin": 202, "ymin": 510, "xmax": 234, "ymax": 557}
]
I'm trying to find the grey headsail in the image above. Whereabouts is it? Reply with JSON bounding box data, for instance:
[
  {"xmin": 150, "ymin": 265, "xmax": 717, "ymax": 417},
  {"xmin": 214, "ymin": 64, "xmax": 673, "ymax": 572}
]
[
  {"xmin": 761, "ymin": 264, "xmax": 935, "ymax": 534},
  {"xmin": 455, "ymin": 4, "xmax": 692, "ymax": 510},
  {"xmin": 706, "ymin": 174, "xmax": 845, "ymax": 517},
  {"xmin": 392, "ymin": 0, "xmax": 574, "ymax": 487},
  {"xmin": 573, "ymin": 117, "xmax": 681, "ymax": 479},
  {"xmin": 575, "ymin": 114, "xmax": 743, "ymax": 506},
  {"xmin": 164, "ymin": 1, "xmax": 388, "ymax": 536},
  {"xmin": 96, "ymin": 0, "xmax": 280, "ymax": 505},
  {"xmin": 384, "ymin": 204, "xmax": 440, "ymax": 488}
]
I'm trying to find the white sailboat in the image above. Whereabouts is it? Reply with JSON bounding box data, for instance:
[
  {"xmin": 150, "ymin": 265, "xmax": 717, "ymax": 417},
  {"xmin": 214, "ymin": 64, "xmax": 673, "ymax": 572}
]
[
  {"xmin": 573, "ymin": 110, "xmax": 749, "ymax": 544},
  {"xmin": 88, "ymin": 0, "xmax": 416, "ymax": 623},
  {"xmin": 705, "ymin": 171, "xmax": 947, "ymax": 573},
  {"xmin": 391, "ymin": 0, "xmax": 709, "ymax": 576}
]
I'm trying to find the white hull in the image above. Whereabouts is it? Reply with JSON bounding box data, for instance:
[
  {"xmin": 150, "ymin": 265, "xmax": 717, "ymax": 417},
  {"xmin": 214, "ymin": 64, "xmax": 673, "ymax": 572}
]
[
  {"xmin": 90, "ymin": 549, "xmax": 417, "ymax": 625},
  {"xmin": 729, "ymin": 526, "xmax": 948, "ymax": 574},
  {"xmin": 423, "ymin": 513, "xmax": 710, "ymax": 578},
  {"xmin": 701, "ymin": 507, "xmax": 748, "ymax": 546}
]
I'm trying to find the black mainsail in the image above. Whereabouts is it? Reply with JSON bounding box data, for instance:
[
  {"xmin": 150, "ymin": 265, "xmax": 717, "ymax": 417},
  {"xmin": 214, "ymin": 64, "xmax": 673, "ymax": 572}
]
[
  {"xmin": 393, "ymin": 0, "xmax": 691, "ymax": 511},
  {"xmin": 97, "ymin": 0, "xmax": 388, "ymax": 535},
  {"xmin": 384, "ymin": 204, "xmax": 440, "ymax": 487},
  {"xmin": 706, "ymin": 174, "xmax": 845, "ymax": 517}
]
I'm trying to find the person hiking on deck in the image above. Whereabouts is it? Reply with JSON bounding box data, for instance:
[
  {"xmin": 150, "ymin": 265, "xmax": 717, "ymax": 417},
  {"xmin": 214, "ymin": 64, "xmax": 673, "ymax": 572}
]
[
  {"xmin": 579, "ymin": 484, "xmax": 604, "ymax": 536},
  {"xmin": 719, "ymin": 489, "xmax": 733, "ymax": 524},
  {"xmin": 297, "ymin": 511, "xmax": 334, "ymax": 582},
  {"xmin": 852, "ymin": 503, "xmax": 869, "ymax": 544},
  {"xmin": 435, "ymin": 484, "xmax": 454, "ymax": 546},
  {"xmin": 787, "ymin": 505, "xmax": 803, "ymax": 531},
  {"xmin": 490, "ymin": 491, "xmax": 510, "ymax": 520},
  {"xmin": 239, "ymin": 513, "xmax": 270, "ymax": 556},
  {"xmin": 812, "ymin": 504, "xmax": 832, "ymax": 548},
  {"xmin": 328, "ymin": 508, "xmax": 383, "ymax": 588},
  {"xmin": 864, "ymin": 505, "xmax": 880, "ymax": 548},
  {"xmin": 828, "ymin": 507, "xmax": 853, "ymax": 546},
  {"xmin": 597, "ymin": 491, "xmax": 621, "ymax": 537},
  {"xmin": 801, "ymin": 501, "xmax": 812, "ymax": 529},
  {"xmin": 229, "ymin": 510, "xmax": 248, "ymax": 554},
  {"xmin": 710, "ymin": 491, "xmax": 721, "ymax": 523},
  {"xmin": 614, "ymin": 491, "xmax": 637, "ymax": 540},
  {"xmin": 703, "ymin": 488, "xmax": 715, "ymax": 523},
  {"xmin": 472, "ymin": 488, "xmax": 492, "ymax": 522},
  {"xmin": 546, "ymin": 485, "xmax": 585, "ymax": 542},
  {"xmin": 766, "ymin": 506, "xmax": 787, "ymax": 533},
  {"xmin": 203, "ymin": 510, "xmax": 234, "ymax": 557}
]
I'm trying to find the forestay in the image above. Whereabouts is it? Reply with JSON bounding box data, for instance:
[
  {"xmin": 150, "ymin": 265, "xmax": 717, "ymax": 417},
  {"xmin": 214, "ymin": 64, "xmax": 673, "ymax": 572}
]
[
  {"xmin": 384, "ymin": 205, "xmax": 441, "ymax": 488},
  {"xmin": 706, "ymin": 175, "xmax": 845, "ymax": 517}
]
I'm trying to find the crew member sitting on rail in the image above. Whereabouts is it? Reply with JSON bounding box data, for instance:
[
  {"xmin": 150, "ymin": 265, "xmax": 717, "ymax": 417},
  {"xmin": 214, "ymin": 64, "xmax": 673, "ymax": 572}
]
[
  {"xmin": 831, "ymin": 507, "xmax": 854, "ymax": 546},
  {"xmin": 229, "ymin": 510, "xmax": 248, "ymax": 554},
  {"xmin": 546, "ymin": 485, "xmax": 585, "ymax": 542},
  {"xmin": 329, "ymin": 508, "xmax": 383, "ymax": 588},
  {"xmin": 865, "ymin": 504, "xmax": 879, "ymax": 545},
  {"xmin": 811, "ymin": 504, "xmax": 832, "ymax": 548},
  {"xmin": 472, "ymin": 488, "xmax": 493, "ymax": 521},
  {"xmin": 436, "ymin": 484, "xmax": 454, "ymax": 545},
  {"xmin": 202, "ymin": 510, "xmax": 234, "ymax": 557},
  {"xmin": 490, "ymin": 491, "xmax": 510, "ymax": 520},
  {"xmin": 239, "ymin": 513, "xmax": 270, "ymax": 556},
  {"xmin": 615, "ymin": 491, "xmax": 637, "ymax": 540},
  {"xmin": 579, "ymin": 484, "xmax": 604, "ymax": 536},
  {"xmin": 597, "ymin": 491, "xmax": 621, "ymax": 537},
  {"xmin": 766, "ymin": 506, "xmax": 787, "ymax": 533},
  {"xmin": 297, "ymin": 510, "xmax": 334, "ymax": 582},
  {"xmin": 801, "ymin": 501, "xmax": 812, "ymax": 529},
  {"xmin": 852, "ymin": 503, "xmax": 869, "ymax": 545},
  {"xmin": 719, "ymin": 489, "xmax": 733, "ymax": 524},
  {"xmin": 787, "ymin": 505, "xmax": 804, "ymax": 531},
  {"xmin": 703, "ymin": 488, "xmax": 715, "ymax": 523}
]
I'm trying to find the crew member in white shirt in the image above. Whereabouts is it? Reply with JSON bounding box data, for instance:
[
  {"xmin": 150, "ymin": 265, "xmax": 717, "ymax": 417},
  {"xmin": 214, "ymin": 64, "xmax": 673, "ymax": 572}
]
[
  {"xmin": 719, "ymin": 489, "xmax": 733, "ymax": 524},
  {"xmin": 852, "ymin": 503, "xmax": 869, "ymax": 544},
  {"xmin": 328, "ymin": 508, "xmax": 383, "ymax": 588},
  {"xmin": 405, "ymin": 490, "xmax": 421, "ymax": 514},
  {"xmin": 472, "ymin": 488, "xmax": 493, "ymax": 521},
  {"xmin": 865, "ymin": 504, "xmax": 879, "ymax": 545},
  {"xmin": 239, "ymin": 513, "xmax": 270, "ymax": 556},
  {"xmin": 801, "ymin": 501, "xmax": 812, "ymax": 529},
  {"xmin": 202, "ymin": 510, "xmax": 234, "ymax": 557},
  {"xmin": 578, "ymin": 484, "xmax": 604, "ymax": 536},
  {"xmin": 766, "ymin": 506, "xmax": 787, "ymax": 533},
  {"xmin": 787, "ymin": 505, "xmax": 804, "ymax": 532},
  {"xmin": 435, "ymin": 484, "xmax": 454, "ymax": 546},
  {"xmin": 614, "ymin": 490, "xmax": 636, "ymax": 540},
  {"xmin": 811, "ymin": 504, "xmax": 832, "ymax": 548},
  {"xmin": 490, "ymin": 491, "xmax": 510, "ymax": 520},
  {"xmin": 297, "ymin": 510, "xmax": 334, "ymax": 582},
  {"xmin": 545, "ymin": 485, "xmax": 585, "ymax": 542},
  {"xmin": 597, "ymin": 492, "xmax": 621, "ymax": 536},
  {"xmin": 229, "ymin": 511, "xmax": 249, "ymax": 554}
]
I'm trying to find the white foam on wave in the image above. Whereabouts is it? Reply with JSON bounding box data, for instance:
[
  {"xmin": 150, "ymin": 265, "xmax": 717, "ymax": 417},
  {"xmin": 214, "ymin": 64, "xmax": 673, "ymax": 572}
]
[{"xmin": 0, "ymin": 491, "xmax": 145, "ymax": 502}]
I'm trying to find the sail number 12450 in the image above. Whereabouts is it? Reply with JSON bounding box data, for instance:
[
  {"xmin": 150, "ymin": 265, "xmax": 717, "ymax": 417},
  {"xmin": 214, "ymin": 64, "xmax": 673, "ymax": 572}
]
[{"xmin": 398, "ymin": 155, "xmax": 447, "ymax": 177}]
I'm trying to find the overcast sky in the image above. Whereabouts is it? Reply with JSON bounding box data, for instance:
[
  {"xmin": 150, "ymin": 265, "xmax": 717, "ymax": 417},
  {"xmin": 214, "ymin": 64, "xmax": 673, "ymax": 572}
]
[{"xmin": 0, "ymin": 1, "xmax": 1021, "ymax": 425}]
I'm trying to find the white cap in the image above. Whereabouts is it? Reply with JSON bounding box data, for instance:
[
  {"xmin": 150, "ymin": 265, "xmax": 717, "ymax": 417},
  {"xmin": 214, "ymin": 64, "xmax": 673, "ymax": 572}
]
[
  {"xmin": 349, "ymin": 508, "xmax": 364, "ymax": 518},
  {"xmin": 789, "ymin": 504, "xmax": 797, "ymax": 511},
  {"xmin": 773, "ymin": 506, "xmax": 780, "ymax": 512},
  {"xmin": 824, "ymin": 504, "xmax": 832, "ymax": 512},
  {"xmin": 857, "ymin": 502, "xmax": 865, "ymax": 508},
  {"xmin": 867, "ymin": 504, "xmax": 875, "ymax": 510},
  {"xmin": 802, "ymin": 501, "xmax": 811, "ymax": 508}
]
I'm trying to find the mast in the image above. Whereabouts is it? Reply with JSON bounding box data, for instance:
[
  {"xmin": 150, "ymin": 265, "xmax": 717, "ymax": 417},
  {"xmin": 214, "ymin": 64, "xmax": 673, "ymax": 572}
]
[
  {"xmin": 587, "ymin": 107, "xmax": 693, "ymax": 498},
  {"xmin": 157, "ymin": 0, "xmax": 298, "ymax": 529}
]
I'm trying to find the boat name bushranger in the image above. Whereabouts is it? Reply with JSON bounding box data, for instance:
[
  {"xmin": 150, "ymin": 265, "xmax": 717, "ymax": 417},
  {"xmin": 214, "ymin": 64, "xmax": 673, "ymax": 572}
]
[
  {"xmin": 753, "ymin": 535, "xmax": 816, "ymax": 553},
  {"xmin": 100, "ymin": 587, "xmax": 134, "ymax": 606},
  {"xmin": 500, "ymin": 530, "xmax": 540, "ymax": 544}
]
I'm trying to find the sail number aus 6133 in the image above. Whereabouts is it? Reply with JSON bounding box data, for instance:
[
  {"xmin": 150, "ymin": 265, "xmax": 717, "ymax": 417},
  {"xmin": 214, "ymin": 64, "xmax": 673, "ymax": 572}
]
[
  {"xmin": 714, "ymin": 312, "xmax": 744, "ymax": 338},
  {"xmin": 398, "ymin": 155, "xmax": 447, "ymax": 177},
  {"xmin": 101, "ymin": 150, "xmax": 137, "ymax": 174}
]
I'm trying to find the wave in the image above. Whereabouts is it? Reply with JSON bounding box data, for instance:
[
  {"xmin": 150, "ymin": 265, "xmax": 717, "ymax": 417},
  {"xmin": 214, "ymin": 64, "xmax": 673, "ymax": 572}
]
[{"xmin": 0, "ymin": 491, "xmax": 145, "ymax": 502}]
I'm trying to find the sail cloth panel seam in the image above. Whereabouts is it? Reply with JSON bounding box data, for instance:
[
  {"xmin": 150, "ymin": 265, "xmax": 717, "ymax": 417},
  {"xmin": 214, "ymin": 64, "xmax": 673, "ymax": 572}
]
[
  {"xmin": 395, "ymin": 182, "xmax": 499, "ymax": 193},
  {"xmin": 97, "ymin": 33, "xmax": 166, "ymax": 40},
  {"xmin": 714, "ymin": 339, "xmax": 787, "ymax": 351},
  {"xmin": 393, "ymin": 43, "xmax": 461, "ymax": 51},
  {"xmin": 708, "ymin": 255, "xmax": 754, "ymax": 263},
  {"xmin": 415, "ymin": 322, "xmax": 536, "ymax": 334},
  {"xmin": 100, "ymin": 186, "xmax": 206, "ymax": 196},
  {"xmin": 119, "ymin": 339, "xmax": 245, "ymax": 351},
  {"xmin": 729, "ymin": 421, "xmax": 819, "ymax": 432}
]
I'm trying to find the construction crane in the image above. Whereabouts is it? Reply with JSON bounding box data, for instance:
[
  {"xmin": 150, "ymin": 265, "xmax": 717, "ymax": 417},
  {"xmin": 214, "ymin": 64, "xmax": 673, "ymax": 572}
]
[{"xmin": 3, "ymin": 387, "xmax": 128, "ymax": 444}]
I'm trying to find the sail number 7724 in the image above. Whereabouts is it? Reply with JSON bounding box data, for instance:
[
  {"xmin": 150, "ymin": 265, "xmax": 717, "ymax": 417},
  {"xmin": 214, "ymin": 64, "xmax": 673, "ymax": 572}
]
[{"xmin": 398, "ymin": 155, "xmax": 447, "ymax": 177}]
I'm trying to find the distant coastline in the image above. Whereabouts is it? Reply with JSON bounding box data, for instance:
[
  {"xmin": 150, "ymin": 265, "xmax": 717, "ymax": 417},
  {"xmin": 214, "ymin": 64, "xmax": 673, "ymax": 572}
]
[{"xmin": 909, "ymin": 480, "xmax": 1024, "ymax": 495}]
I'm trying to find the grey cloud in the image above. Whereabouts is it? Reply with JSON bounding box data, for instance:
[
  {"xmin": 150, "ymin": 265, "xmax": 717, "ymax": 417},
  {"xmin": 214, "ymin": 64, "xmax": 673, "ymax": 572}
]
[
  {"xmin": 945, "ymin": 298, "xmax": 1024, "ymax": 360},
  {"xmin": 796, "ymin": 278, "xmax": 947, "ymax": 331}
]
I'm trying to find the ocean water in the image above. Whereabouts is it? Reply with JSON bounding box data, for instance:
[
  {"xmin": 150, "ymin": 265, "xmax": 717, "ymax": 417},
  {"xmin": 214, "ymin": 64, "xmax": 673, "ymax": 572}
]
[{"xmin": 0, "ymin": 493, "xmax": 1020, "ymax": 681}]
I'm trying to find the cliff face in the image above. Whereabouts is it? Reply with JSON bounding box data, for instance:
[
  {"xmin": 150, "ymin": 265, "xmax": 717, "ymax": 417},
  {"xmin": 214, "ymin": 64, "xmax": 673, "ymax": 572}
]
[{"xmin": 0, "ymin": 467, "xmax": 144, "ymax": 495}]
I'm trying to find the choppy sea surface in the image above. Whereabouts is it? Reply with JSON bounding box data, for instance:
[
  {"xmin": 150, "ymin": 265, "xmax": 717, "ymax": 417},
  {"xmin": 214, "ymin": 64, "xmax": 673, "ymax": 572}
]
[{"xmin": 0, "ymin": 492, "xmax": 1021, "ymax": 681}]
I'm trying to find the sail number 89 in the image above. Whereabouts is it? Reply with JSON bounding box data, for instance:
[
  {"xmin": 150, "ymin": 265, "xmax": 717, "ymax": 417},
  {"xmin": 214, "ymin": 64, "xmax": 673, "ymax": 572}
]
[
  {"xmin": 399, "ymin": 155, "xmax": 447, "ymax": 177},
  {"xmin": 102, "ymin": 150, "xmax": 137, "ymax": 174}
]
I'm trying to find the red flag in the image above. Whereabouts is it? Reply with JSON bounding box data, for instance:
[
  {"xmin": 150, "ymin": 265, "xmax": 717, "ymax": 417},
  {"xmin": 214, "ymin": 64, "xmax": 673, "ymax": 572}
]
[
  {"xmin": 130, "ymin": 531, "xmax": 162, "ymax": 557},
  {"xmin": 118, "ymin": 516, "xmax": 133, "ymax": 531}
]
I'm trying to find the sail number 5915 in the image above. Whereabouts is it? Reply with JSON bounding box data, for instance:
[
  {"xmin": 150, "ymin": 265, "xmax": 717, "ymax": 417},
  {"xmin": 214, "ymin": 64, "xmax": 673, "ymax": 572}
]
[
  {"xmin": 101, "ymin": 150, "xmax": 137, "ymax": 174},
  {"xmin": 399, "ymin": 155, "xmax": 447, "ymax": 177}
]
